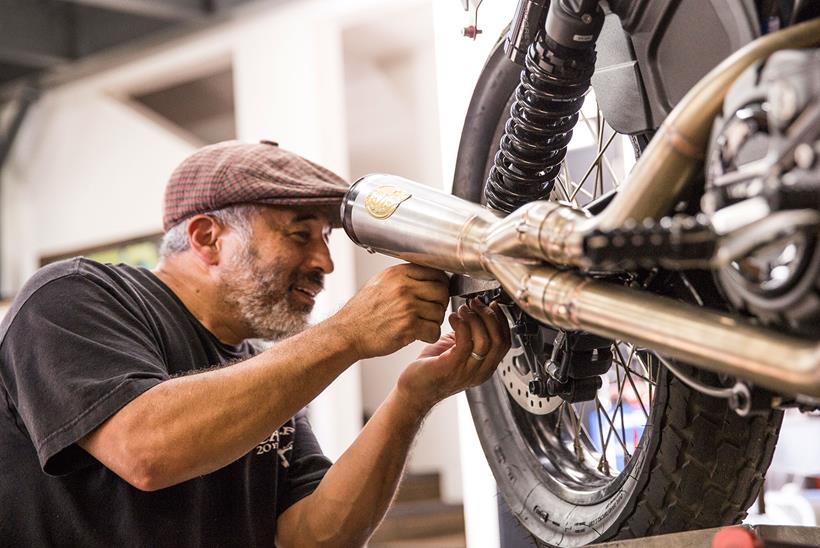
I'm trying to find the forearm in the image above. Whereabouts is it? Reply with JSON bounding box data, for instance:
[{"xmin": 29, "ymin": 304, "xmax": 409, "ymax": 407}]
[
  {"xmin": 81, "ymin": 316, "xmax": 359, "ymax": 491},
  {"xmin": 281, "ymin": 387, "xmax": 430, "ymax": 547},
  {"xmin": 279, "ymin": 299, "xmax": 511, "ymax": 546}
]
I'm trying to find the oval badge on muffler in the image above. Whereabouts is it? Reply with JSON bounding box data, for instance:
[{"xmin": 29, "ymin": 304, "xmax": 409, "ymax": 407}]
[{"xmin": 364, "ymin": 186, "xmax": 412, "ymax": 219}]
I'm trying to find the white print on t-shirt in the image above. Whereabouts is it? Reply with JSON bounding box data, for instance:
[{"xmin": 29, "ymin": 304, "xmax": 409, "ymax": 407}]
[{"xmin": 256, "ymin": 425, "xmax": 295, "ymax": 468}]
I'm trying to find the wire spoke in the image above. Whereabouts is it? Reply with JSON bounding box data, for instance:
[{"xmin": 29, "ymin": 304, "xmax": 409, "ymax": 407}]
[
  {"xmin": 678, "ymin": 272, "xmax": 705, "ymax": 307},
  {"xmin": 612, "ymin": 353, "xmax": 629, "ymax": 455},
  {"xmin": 554, "ymin": 401, "xmax": 566, "ymax": 436},
  {"xmin": 569, "ymin": 131, "xmax": 617, "ymax": 201},
  {"xmin": 599, "ymin": 136, "xmax": 622, "ymax": 189},
  {"xmin": 554, "ymin": 160, "xmax": 573, "ymax": 202},
  {"xmin": 568, "ymin": 403, "xmax": 585, "ymax": 460},
  {"xmin": 618, "ymin": 376, "xmax": 628, "ymax": 451},
  {"xmin": 597, "ymin": 397, "xmax": 616, "ymax": 456},
  {"xmin": 612, "ymin": 346, "xmax": 636, "ymax": 452},
  {"xmin": 562, "ymin": 160, "xmax": 580, "ymax": 206},
  {"xmin": 614, "ymin": 345, "xmax": 650, "ymax": 419},
  {"xmin": 613, "ymin": 347, "xmax": 655, "ymax": 385},
  {"xmin": 570, "ymin": 401, "xmax": 590, "ymax": 461},
  {"xmin": 568, "ymin": 174, "xmax": 596, "ymax": 201},
  {"xmin": 597, "ymin": 400, "xmax": 632, "ymax": 459},
  {"xmin": 575, "ymin": 402, "xmax": 587, "ymax": 437},
  {"xmin": 631, "ymin": 351, "xmax": 656, "ymax": 385},
  {"xmin": 625, "ymin": 365, "xmax": 649, "ymax": 419},
  {"xmin": 618, "ymin": 365, "xmax": 654, "ymax": 386},
  {"xmin": 613, "ymin": 344, "xmax": 638, "ymax": 378},
  {"xmin": 595, "ymin": 394, "xmax": 608, "ymax": 453},
  {"xmin": 580, "ymin": 109, "xmax": 623, "ymax": 189},
  {"xmin": 596, "ymin": 106, "xmax": 604, "ymax": 199},
  {"xmin": 554, "ymin": 178, "xmax": 570, "ymax": 201}
]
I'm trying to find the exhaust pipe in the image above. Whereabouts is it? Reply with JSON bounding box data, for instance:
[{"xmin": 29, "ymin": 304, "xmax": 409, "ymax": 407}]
[
  {"xmin": 489, "ymin": 261, "xmax": 820, "ymax": 401},
  {"xmin": 339, "ymin": 20, "xmax": 820, "ymax": 399},
  {"xmin": 341, "ymin": 175, "xmax": 820, "ymax": 399}
]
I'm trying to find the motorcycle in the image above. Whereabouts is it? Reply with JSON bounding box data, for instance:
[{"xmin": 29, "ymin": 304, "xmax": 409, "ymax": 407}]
[{"xmin": 341, "ymin": 0, "xmax": 820, "ymax": 545}]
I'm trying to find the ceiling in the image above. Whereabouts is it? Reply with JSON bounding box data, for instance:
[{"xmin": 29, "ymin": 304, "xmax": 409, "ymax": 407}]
[
  {"xmin": 0, "ymin": 0, "xmax": 262, "ymax": 90},
  {"xmin": 0, "ymin": 0, "xmax": 282, "ymax": 166}
]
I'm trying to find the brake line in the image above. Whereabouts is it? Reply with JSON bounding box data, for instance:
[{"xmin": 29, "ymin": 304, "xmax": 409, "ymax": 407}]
[{"xmin": 656, "ymin": 354, "xmax": 735, "ymax": 399}]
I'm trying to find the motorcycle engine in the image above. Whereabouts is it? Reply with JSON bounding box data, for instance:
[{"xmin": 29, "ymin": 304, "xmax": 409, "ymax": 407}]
[{"xmin": 704, "ymin": 49, "xmax": 820, "ymax": 336}]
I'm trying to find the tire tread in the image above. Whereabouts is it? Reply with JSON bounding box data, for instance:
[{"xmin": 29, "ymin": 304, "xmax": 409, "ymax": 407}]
[{"xmin": 611, "ymin": 376, "xmax": 782, "ymax": 540}]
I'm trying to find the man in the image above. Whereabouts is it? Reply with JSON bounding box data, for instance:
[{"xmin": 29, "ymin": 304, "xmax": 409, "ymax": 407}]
[{"xmin": 0, "ymin": 140, "xmax": 510, "ymax": 547}]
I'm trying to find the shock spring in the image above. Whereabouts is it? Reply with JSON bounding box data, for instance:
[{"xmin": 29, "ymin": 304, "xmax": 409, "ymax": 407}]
[{"xmin": 485, "ymin": 1, "xmax": 602, "ymax": 214}]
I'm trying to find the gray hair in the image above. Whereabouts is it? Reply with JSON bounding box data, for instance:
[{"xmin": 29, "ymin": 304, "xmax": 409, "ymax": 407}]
[{"xmin": 159, "ymin": 204, "xmax": 263, "ymax": 257}]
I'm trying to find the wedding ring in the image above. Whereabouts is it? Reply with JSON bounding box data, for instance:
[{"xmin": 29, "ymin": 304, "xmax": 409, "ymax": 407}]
[{"xmin": 470, "ymin": 351, "xmax": 487, "ymax": 361}]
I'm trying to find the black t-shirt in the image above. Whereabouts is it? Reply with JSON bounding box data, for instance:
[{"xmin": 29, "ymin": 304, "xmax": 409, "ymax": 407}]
[{"xmin": 0, "ymin": 258, "xmax": 331, "ymax": 547}]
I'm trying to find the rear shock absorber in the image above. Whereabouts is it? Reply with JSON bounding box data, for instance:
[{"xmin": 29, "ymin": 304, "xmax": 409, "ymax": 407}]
[{"xmin": 486, "ymin": 0, "xmax": 605, "ymax": 214}]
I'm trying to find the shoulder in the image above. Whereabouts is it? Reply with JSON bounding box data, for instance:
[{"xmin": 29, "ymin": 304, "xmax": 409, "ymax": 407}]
[
  {"xmin": 0, "ymin": 258, "xmax": 139, "ymax": 335},
  {"xmin": 13, "ymin": 257, "xmax": 132, "ymax": 304},
  {"xmin": 15, "ymin": 257, "xmax": 131, "ymax": 296},
  {"xmin": 1, "ymin": 259, "xmax": 82, "ymax": 327},
  {"xmin": 23, "ymin": 257, "xmax": 84, "ymax": 290}
]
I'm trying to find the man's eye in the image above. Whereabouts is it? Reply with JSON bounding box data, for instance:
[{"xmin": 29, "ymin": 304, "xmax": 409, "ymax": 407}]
[{"xmin": 291, "ymin": 232, "xmax": 311, "ymax": 243}]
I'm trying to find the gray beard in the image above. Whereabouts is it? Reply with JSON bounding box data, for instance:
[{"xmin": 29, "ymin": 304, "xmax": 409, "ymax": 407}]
[{"xmin": 219, "ymin": 244, "xmax": 312, "ymax": 342}]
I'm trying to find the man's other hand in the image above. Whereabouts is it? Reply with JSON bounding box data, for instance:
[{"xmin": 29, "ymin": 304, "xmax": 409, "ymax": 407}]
[
  {"xmin": 335, "ymin": 264, "xmax": 450, "ymax": 359},
  {"xmin": 394, "ymin": 298, "xmax": 511, "ymax": 415}
]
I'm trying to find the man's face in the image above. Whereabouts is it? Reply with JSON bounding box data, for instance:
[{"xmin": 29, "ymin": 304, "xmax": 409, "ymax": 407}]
[{"xmin": 217, "ymin": 206, "xmax": 334, "ymax": 341}]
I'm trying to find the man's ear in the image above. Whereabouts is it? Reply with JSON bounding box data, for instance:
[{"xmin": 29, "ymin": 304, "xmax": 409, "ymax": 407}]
[{"xmin": 186, "ymin": 215, "xmax": 224, "ymax": 265}]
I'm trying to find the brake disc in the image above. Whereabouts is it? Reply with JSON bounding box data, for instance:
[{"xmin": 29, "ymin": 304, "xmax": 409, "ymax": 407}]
[{"xmin": 497, "ymin": 339, "xmax": 562, "ymax": 415}]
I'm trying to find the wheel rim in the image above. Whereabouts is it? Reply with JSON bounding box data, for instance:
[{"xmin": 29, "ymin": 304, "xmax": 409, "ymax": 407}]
[{"xmin": 504, "ymin": 339, "xmax": 660, "ymax": 505}]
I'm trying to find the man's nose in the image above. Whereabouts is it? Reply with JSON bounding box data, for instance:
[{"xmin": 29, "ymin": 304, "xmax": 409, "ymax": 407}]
[{"xmin": 309, "ymin": 239, "xmax": 334, "ymax": 274}]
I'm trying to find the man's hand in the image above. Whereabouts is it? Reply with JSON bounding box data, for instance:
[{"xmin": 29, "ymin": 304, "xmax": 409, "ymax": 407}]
[
  {"xmin": 333, "ymin": 264, "xmax": 450, "ymax": 360},
  {"xmin": 395, "ymin": 298, "xmax": 511, "ymax": 415}
]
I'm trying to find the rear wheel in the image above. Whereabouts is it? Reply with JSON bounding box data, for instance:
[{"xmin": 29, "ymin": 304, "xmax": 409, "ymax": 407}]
[{"xmin": 454, "ymin": 37, "xmax": 782, "ymax": 546}]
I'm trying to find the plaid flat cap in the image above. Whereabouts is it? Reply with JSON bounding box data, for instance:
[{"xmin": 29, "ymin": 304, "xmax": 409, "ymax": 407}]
[{"xmin": 163, "ymin": 140, "xmax": 349, "ymax": 231}]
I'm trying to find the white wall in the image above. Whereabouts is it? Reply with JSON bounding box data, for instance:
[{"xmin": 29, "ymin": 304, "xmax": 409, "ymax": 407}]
[
  {"xmin": 341, "ymin": 1, "xmax": 466, "ymax": 504},
  {"xmin": 1, "ymin": 0, "xmax": 475, "ymax": 506},
  {"xmin": 431, "ymin": 1, "xmax": 518, "ymax": 546},
  {"xmin": 2, "ymin": 91, "xmax": 193, "ymax": 293}
]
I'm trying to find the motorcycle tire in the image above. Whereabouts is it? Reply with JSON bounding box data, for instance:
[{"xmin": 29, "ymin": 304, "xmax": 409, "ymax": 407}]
[{"xmin": 453, "ymin": 35, "xmax": 783, "ymax": 547}]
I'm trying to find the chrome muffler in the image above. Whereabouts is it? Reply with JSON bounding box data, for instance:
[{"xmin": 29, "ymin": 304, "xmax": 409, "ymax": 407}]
[
  {"xmin": 341, "ymin": 175, "xmax": 820, "ymax": 399},
  {"xmin": 342, "ymin": 175, "xmax": 591, "ymax": 270},
  {"xmin": 342, "ymin": 175, "xmax": 499, "ymax": 277}
]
